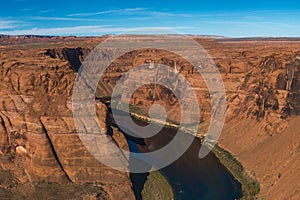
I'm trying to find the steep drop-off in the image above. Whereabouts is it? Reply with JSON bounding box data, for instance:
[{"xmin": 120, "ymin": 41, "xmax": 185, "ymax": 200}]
[{"xmin": 0, "ymin": 41, "xmax": 134, "ymax": 199}]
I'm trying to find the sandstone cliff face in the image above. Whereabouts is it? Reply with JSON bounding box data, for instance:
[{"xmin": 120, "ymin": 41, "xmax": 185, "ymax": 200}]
[
  {"xmin": 210, "ymin": 41, "xmax": 300, "ymax": 200},
  {"xmin": 90, "ymin": 42, "xmax": 300, "ymax": 137},
  {"xmin": 45, "ymin": 47, "xmax": 92, "ymax": 72},
  {"xmin": 0, "ymin": 43, "xmax": 134, "ymax": 199},
  {"xmin": 222, "ymin": 52, "xmax": 300, "ymax": 135}
]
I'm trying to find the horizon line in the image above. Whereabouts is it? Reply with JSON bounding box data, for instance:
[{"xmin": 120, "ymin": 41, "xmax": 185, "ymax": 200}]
[{"xmin": 1, "ymin": 33, "xmax": 300, "ymax": 39}]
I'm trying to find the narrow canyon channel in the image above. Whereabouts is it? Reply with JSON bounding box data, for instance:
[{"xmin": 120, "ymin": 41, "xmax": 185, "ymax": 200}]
[{"xmin": 111, "ymin": 111, "xmax": 242, "ymax": 200}]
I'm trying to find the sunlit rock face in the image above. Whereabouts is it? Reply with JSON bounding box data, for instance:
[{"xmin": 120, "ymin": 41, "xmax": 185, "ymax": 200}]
[{"xmin": 0, "ymin": 36, "xmax": 134, "ymax": 199}]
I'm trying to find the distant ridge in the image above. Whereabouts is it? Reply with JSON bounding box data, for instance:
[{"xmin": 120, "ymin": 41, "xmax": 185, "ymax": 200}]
[
  {"xmin": 1, "ymin": 34, "xmax": 300, "ymax": 41},
  {"xmin": 0, "ymin": 34, "xmax": 56, "ymax": 39},
  {"xmin": 0, "ymin": 34, "xmax": 82, "ymax": 39},
  {"xmin": 216, "ymin": 37, "xmax": 300, "ymax": 41},
  {"xmin": 186, "ymin": 34, "xmax": 227, "ymax": 39}
]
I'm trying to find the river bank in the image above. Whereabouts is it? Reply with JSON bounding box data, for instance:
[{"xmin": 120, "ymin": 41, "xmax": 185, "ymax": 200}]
[{"xmin": 141, "ymin": 170, "xmax": 173, "ymax": 200}]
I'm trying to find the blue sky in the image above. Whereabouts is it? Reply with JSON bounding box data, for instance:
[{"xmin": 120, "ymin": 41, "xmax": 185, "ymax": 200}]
[{"xmin": 0, "ymin": 0, "xmax": 300, "ymax": 37}]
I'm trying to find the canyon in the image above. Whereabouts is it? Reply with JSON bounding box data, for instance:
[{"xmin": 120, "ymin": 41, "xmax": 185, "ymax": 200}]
[{"xmin": 0, "ymin": 35, "xmax": 299, "ymax": 199}]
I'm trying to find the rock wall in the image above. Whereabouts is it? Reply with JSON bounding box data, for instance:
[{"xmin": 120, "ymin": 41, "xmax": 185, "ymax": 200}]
[
  {"xmin": 45, "ymin": 47, "xmax": 91, "ymax": 72},
  {"xmin": 90, "ymin": 45, "xmax": 300, "ymax": 136},
  {"xmin": 0, "ymin": 46, "xmax": 134, "ymax": 199}
]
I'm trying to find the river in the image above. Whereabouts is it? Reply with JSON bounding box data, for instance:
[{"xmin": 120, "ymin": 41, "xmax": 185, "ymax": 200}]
[{"xmin": 112, "ymin": 113, "xmax": 242, "ymax": 200}]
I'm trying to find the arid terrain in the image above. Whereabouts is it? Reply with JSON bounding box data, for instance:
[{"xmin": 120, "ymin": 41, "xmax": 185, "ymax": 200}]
[{"xmin": 0, "ymin": 35, "xmax": 299, "ymax": 199}]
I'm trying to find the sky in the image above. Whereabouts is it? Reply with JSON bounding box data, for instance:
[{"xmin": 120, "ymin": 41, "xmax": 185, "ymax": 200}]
[{"xmin": 0, "ymin": 0, "xmax": 300, "ymax": 37}]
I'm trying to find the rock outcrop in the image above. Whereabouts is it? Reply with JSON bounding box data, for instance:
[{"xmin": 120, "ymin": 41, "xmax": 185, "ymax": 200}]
[
  {"xmin": 92, "ymin": 44, "xmax": 300, "ymax": 136},
  {"xmin": 45, "ymin": 47, "xmax": 91, "ymax": 71},
  {"xmin": 0, "ymin": 41, "xmax": 134, "ymax": 199}
]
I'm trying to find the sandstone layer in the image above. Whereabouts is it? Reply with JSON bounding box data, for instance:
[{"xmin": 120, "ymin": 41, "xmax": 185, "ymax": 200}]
[{"xmin": 0, "ymin": 37, "xmax": 134, "ymax": 199}]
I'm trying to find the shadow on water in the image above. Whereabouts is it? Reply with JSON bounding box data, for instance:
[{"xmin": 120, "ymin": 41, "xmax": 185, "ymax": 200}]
[
  {"xmin": 130, "ymin": 172, "xmax": 149, "ymax": 200},
  {"xmin": 103, "ymin": 105, "xmax": 151, "ymax": 199},
  {"xmin": 124, "ymin": 130, "xmax": 150, "ymax": 200}
]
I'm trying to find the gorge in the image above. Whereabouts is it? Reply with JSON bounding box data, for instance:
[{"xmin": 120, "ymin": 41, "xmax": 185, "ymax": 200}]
[{"xmin": 0, "ymin": 35, "xmax": 299, "ymax": 199}]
